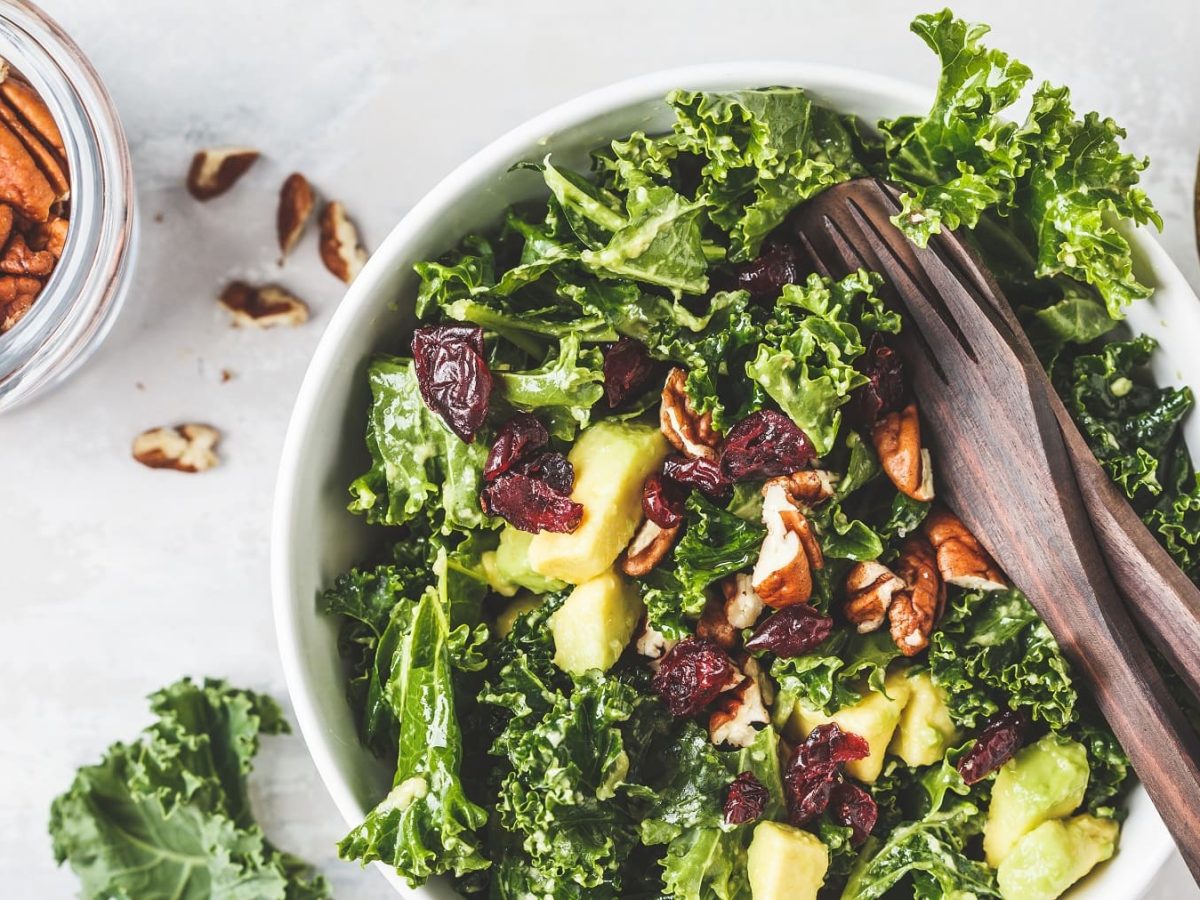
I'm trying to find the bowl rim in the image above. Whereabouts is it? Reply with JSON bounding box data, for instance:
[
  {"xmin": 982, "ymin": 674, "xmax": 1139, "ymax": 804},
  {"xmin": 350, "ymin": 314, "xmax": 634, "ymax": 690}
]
[{"xmin": 271, "ymin": 61, "xmax": 1177, "ymax": 897}]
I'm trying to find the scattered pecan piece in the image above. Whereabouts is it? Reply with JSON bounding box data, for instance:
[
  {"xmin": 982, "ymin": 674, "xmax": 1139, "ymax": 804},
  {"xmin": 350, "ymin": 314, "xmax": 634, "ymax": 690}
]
[
  {"xmin": 276, "ymin": 172, "xmax": 315, "ymax": 260},
  {"xmin": 843, "ymin": 561, "xmax": 906, "ymax": 634},
  {"xmin": 621, "ymin": 517, "xmax": 680, "ymax": 577},
  {"xmin": 752, "ymin": 476, "xmax": 824, "ymax": 608},
  {"xmin": 922, "ymin": 506, "xmax": 1008, "ymax": 590},
  {"xmin": 318, "ymin": 200, "xmax": 368, "ymax": 282},
  {"xmin": 889, "ymin": 534, "xmax": 946, "ymax": 656},
  {"xmin": 709, "ymin": 656, "xmax": 771, "ymax": 748},
  {"xmin": 0, "ymin": 118, "xmax": 54, "ymax": 221},
  {"xmin": 132, "ymin": 424, "xmax": 220, "ymax": 473},
  {"xmin": 872, "ymin": 402, "xmax": 934, "ymax": 501},
  {"xmin": 660, "ymin": 367, "xmax": 720, "ymax": 459},
  {"xmin": 218, "ymin": 281, "xmax": 309, "ymax": 328},
  {"xmin": 186, "ymin": 147, "xmax": 259, "ymax": 200}
]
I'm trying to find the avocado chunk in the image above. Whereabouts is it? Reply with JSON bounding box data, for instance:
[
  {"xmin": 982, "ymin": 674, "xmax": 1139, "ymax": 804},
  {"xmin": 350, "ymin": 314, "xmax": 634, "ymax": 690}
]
[
  {"xmin": 983, "ymin": 734, "xmax": 1090, "ymax": 867},
  {"xmin": 495, "ymin": 594, "xmax": 542, "ymax": 639},
  {"xmin": 483, "ymin": 527, "xmax": 568, "ymax": 597},
  {"xmin": 527, "ymin": 421, "xmax": 669, "ymax": 584},
  {"xmin": 747, "ymin": 820, "xmax": 828, "ymax": 900},
  {"xmin": 549, "ymin": 569, "xmax": 644, "ymax": 674},
  {"xmin": 789, "ymin": 667, "xmax": 912, "ymax": 784},
  {"xmin": 888, "ymin": 670, "xmax": 959, "ymax": 767},
  {"xmin": 996, "ymin": 814, "xmax": 1118, "ymax": 900}
]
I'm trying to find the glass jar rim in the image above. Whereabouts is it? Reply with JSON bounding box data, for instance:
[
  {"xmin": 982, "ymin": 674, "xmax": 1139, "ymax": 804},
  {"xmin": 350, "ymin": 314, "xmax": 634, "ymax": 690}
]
[{"xmin": 0, "ymin": 0, "xmax": 136, "ymax": 409}]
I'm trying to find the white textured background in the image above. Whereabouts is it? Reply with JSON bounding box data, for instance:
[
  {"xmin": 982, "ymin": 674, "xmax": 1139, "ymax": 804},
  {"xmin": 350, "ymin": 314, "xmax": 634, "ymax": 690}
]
[{"xmin": 2, "ymin": 0, "xmax": 1198, "ymax": 897}]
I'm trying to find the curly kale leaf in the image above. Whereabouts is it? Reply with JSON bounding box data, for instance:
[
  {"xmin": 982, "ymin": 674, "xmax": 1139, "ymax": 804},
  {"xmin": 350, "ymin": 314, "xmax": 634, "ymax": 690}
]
[{"xmin": 49, "ymin": 679, "xmax": 329, "ymax": 900}]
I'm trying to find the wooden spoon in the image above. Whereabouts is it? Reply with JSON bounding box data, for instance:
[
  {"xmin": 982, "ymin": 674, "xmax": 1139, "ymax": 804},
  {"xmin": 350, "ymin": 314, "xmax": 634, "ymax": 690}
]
[{"xmin": 790, "ymin": 177, "xmax": 1200, "ymax": 880}]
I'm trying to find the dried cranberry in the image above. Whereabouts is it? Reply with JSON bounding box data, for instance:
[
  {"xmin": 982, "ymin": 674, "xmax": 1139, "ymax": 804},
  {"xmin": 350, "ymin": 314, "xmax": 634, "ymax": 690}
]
[
  {"xmin": 480, "ymin": 473, "xmax": 583, "ymax": 534},
  {"xmin": 484, "ymin": 413, "xmax": 548, "ymax": 481},
  {"xmin": 643, "ymin": 471, "xmax": 687, "ymax": 528},
  {"xmin": 651, "ymin": 637, "xmax": 735, "ymax": 717},
  {"xmin": 662, "ymin": 455, "xmax": 732, "ymax": 500},
  {"xmin": 412, "ymin": 325, "xmax": 492, "ymax": 443},
  {"xmin": 727, "ymin": 237, "xmax": 803, "ymax": 300},
  {"xmin": 744, "ymin": 605, "xmax": 834, "ymax": 657},
  {"xmin": 603, "ymin": 337, "xmax": 658, "ymax": 408},
  {"xmin": 848, "ymin": 334, "xmax": 905, "ymax": 429},
  {"xmin": 957, "ymin": 709, "xmax": 1028, "ymax": 785},
  {"xmin": 518, "ymin": 451, "xmax": 574, "ymax": 496},
  {"xmin": 724, "ymin": 772, "xmax": 770, "ymax": 825},
  {"xmin": 830, "ymin": 782, "xmax": 878, "ymax": 847},
  {"xmin": 783, "ymin": 723, "xmax": 870, "ymax": 825},
  {"xmin": 720, "ymin": 410, "xmax": 816, "ymax": 481}
]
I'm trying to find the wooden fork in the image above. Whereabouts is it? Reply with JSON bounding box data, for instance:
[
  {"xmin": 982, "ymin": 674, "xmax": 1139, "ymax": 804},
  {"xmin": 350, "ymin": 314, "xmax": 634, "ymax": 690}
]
[{"xmin": 789, "ymin": 177, "xmax": 1200, "ymax": 880}]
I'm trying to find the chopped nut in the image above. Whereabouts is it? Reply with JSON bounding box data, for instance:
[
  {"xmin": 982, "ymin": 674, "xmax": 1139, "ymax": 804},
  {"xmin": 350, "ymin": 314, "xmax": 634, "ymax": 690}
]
[
  {"xmin": 0, "ymin": 118, "xmax": 54, "ymax": 221},
  {"xmin": 0, "ymin": 77, "xmax": 65, "ymax": 158},
  {"xmin": 0, "ymin": 274, "xmax": 42, "ymax": 331},
  {"xmin": 0, "ymin": 96, "xmax": 67, "ymax": 198},
  {"xmin": 771, "ymin": 469, "xmax": 837, "ymax": 512},
  {"xmin": 888, "ymin": 534, "xmax": 946, "ymax": 656},
  {"xmin": 218, "ymin": 281, "xmax": 309, "ymax": 328},
  {"xmin": 723, "ymin": 573, "xmax": 765, "ymax": 630},
  {"xmin": 276, "ymin": 172, "xmax": 315, "ymax": 260},
  {"xmin": 635, "ymin": 617, "xmax": 676, "ymax": 670},
  {"xmin": 132, "ymin": 424, "xmax": 220, "ymax": 473},
  {"xmin": 922, "ymin": 506, "xmax": 1007, "ymax": 591},
  {"xmin": 843, "ymin": 560, "xmax": 906, "ymax": 634},
  {"xmin": 0, "ymin": 232, "xmax": 55, "ymax": 276},
  {"xmin": 318, "ymin": 200, "xmax": 368, "ymax": 282},
  {"xmin": 621, "ymin": 517, "xmax": 680, "ymax": 577},
  {"xmin": 186, "ymin": 147, "xmax": 259, "ymax": 201},
  {"xmin": 698, "ymin": 595, "xmax": 738, "ymax": 650},
  {"xmin": 27, "ymin": 215, "xmax": 68, "ymax": 258},
  {"xmin": 709, "ymin": 657, "xmax": 771, "ymax": 748},
  {"xmin": 752, "ymin": 476, "xmax": 824, "ymax": 608},
  {"xmin": 872, "ymin": 403, "xmax": 934, "ymax": 501},
  {"xmin": 660, "ymin": 367, "xmax": 720, "ymax": 459}
]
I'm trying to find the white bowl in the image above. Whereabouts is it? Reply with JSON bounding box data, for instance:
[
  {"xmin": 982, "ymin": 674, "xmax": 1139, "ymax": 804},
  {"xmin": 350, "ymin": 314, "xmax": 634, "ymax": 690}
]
[{"xmin": 272, "ymin": 63, "xmax": 1190, "ymax": 899}]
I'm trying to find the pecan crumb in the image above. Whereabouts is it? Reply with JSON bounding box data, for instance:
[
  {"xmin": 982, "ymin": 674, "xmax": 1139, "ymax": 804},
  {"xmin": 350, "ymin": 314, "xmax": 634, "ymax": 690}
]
[{"xmin": 186, "ymin": 147, "xmax": 259, "ymax": 201}]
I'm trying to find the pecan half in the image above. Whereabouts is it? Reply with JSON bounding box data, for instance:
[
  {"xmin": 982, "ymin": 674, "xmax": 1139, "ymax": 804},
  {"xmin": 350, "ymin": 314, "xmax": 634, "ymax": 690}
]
[
  {"xmin": 843, "ymin": 560, "xmax": 906, "ymax": 634},
  {"xmin": 752, "ymin": 476, "xmax": 825, "ymax": 608},
  {"xmin": 660, "ymin": 367, "xmax": 720, "ymax": 459},
  {"xmin": 0, "ymin": 118, "xmax": 53, "ymax": 221},
  {"xmin": 621, "ymin": 517, "xmax": 680, "ymax": 577},
  {"xmin": 132, "ymin": 424, "xmax": 220, "ymax": 473},
  {"xmin": 218, "ymin": 281, "xmax": 309, "ymax": 328},
  {"xmin": 922, "ymin": 506, "xmax": 1008, "ymax": 591},
  {"xmin": 0, "ymin": 274, "xmax": 42, "ymax": 331},
  {"xmin": 186, "ymin": 147, "xmax": 259, "ymax": 201},
  {"xmin": 709, "ymin": 656, "xmax": 771, "ymax": 748},
  {"xmin": 0, "ymin": 77, "xmax": 65, "ymax": 158},
  {"xmin": 318, "ymin": 200, "xmax": 368, "ymax": 282},
  {"xmin": 889, "ymin": 534, "xmax": 946, "ymax": 656},
  {"xmin": 872, "ymin": 403, "xmax": 934, "ymax": 501},
  {"xmin": 277, "ymin": 172, "xmax": 315, "ymax": 260},
  {"xmin": 0, "ymin": 232, "xmax": 54, "ymax": 276},
  {"xmin": 0, "ymin": 96, "xmax": 67, "ymax": 198}
]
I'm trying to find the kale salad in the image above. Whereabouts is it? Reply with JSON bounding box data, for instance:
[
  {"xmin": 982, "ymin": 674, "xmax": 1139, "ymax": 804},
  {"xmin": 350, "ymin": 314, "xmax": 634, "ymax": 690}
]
[{"xmin": 321, "ymin": 10, "xmax": 1198, "ymax": 899}]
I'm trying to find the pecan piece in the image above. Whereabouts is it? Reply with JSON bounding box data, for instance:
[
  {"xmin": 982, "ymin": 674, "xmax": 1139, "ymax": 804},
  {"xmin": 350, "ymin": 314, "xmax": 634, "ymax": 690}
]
[
  {"xmin": 0, "ymin": 232, "xmax": 55, "ymax": 276},
  {"xmin": 0, "ymin": 274, "xmax": 42, "ymax": 331},
  {"xmin": 27, "ymin": 215, "xmax": 67, "ymax": 258},
  {"xmin": 0, "ymin": 96, "xmax": 67, "ymax": 198},
  {"xmin": 773, "ymin": 469, "xmax": 837, "ymax": 512},
  {"xmin": 752, "ymin": 476, "xmax": 824, "ymax": 608},
  {"xmin": 843, "ymin": 560, "xmax": 906, "ymax": 634},
  {"xmin": 218, "ymin": 281, "xmax": 309, "ymax": 328},
  {"xmin": 132, "ymin": 424, "xmax": 220, "ymax": 473},
  {"xmin": 660, "ymin": 367, "xmax": 720, "ymax": 459},
  {"xmin": 872, "ymin": 403, "xmax": 934, "ymax": 501},
  {"xmin": 889, "ymin": 534, "xmax": 946, "ymax": 656},
  {"xmin": 318, "ymin": 200, "xmax": 368, "ymax": 283},
  {"xmin": 700, "ymin": 575, "xmax": 767, "ymax": 650},
  {"xmin": 277, "ymin": 172, "xmax": 315, "ymax": 260},
  {"xmin": 186, "ymin": 147, "xmax": 259, "ymax": 200},
  {"xmin": 0, "ymin": 118, "xmax": 54, "ymax": 221},
  {"xmin": 620, "ymin": 517, "xmax": 680, "ymax": 577},
  {"xmin": 635, "ymin": 617, "xmax": 676, "ymax": 669},
  {"xmin": 922, "ymin": 506, "xmax": 1007, "ymax": 591},
  {"xmin": 0, "ymin": 77, "xmax": 65, "ymax": 158},
  {"xmin": 709, "ymin": 656, "xmax": 771, "ymax": 748}
]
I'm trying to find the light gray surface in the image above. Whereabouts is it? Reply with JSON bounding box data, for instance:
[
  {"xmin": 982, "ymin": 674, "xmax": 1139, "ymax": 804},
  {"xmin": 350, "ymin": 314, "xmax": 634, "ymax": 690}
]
[{"xmin": 1, "ymin": 0, "xmax": 1197, "ymax": 897}]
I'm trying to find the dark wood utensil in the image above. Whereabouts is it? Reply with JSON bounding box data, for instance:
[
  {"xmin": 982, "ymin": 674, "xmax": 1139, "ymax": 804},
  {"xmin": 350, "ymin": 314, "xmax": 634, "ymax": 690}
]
[{"xmin": 790, "ymin": 177, "xmax": 1200, "ymax": 879}]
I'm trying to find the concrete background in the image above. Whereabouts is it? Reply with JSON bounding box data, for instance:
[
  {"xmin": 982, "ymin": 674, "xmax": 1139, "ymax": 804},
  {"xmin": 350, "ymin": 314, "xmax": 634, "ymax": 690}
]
[{"xmin": 1, "ymin": 0, "xmax": 1197, "ymax": 896}]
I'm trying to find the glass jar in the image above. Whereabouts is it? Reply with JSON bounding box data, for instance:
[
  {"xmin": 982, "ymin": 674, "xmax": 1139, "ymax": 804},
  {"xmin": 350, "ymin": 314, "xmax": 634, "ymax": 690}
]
[{"xmin": 0, "ymin": 0, "xmax": 136, "ymax": 413}]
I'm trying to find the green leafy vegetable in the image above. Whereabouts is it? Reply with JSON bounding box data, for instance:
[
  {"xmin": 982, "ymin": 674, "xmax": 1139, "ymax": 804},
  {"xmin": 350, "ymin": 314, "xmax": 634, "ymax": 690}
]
[
  {"xmin": 49, "ymin": 679, "xmax": 329, "ymax": 900},
  {"xmin": 771, "ymin": 630, "xmax": 900, "ymax": 718}
]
